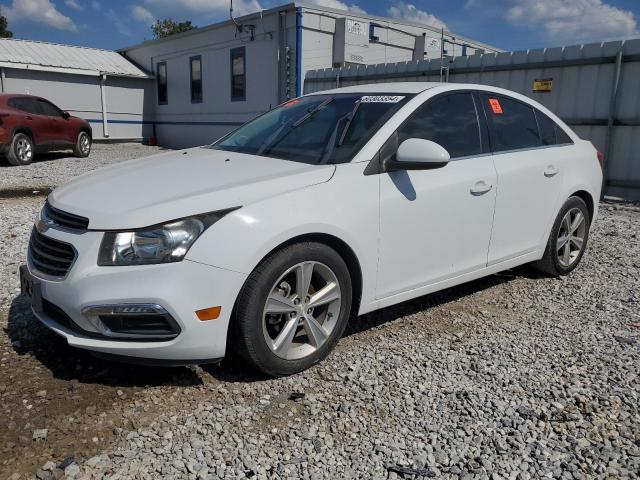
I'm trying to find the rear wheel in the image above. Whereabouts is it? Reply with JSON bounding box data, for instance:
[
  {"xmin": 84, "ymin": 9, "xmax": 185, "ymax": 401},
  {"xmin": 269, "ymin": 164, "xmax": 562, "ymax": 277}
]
[
  {"xmin": 7, "ymin": 133, "xmax": 34, "ymax": 166},
  {"xmin": 73, "ymin": 131, "xmax": 91, "ymax": 157},
  {"xmin": 232, "ymin": 242, "xmax": 352, "ymax": 376},
  {"xmin": 534, "ymin": 196, "xmax": 590, "ymax": 276}
]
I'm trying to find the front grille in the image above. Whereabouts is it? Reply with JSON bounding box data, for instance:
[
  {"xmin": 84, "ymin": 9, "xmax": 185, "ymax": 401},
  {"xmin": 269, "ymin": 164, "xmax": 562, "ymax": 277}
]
[
  {"xmin": 44, "ymin": 201, "xmax": 89, "ymax": 231},
  {"xmin": 28, "ymin": 228, "xmax": 77, "ymax": 278}
]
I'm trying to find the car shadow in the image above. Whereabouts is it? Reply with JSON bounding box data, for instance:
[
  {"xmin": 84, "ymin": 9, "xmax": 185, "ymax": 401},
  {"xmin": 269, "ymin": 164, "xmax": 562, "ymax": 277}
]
[
  {"xmin": 0, "ymin": 151, "xmax": 74, "ymax": 167},
  {"xmin": 4, "ymin": 296, "xmax": 203, "ymax": 388}
]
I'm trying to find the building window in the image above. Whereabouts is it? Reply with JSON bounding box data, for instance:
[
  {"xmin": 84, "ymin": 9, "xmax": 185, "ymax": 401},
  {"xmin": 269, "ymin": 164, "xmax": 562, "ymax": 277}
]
[
  {"xmin": 157, "ymin": 62, "xmax": 168, "ymax": 105},
  {"xmin": 230, "ymin": 47, "xmax": 246, "ymax": 101},
  {"xmin": 190, "ymin": 55, "xmax": 202, "ymax": 103}
]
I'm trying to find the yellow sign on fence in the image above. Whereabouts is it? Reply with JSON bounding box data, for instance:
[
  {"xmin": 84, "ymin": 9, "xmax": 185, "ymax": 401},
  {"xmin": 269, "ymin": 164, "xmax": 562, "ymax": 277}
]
[{"xmin": 533, "ymin": 78, "xmax": 553, "ymax": 93}]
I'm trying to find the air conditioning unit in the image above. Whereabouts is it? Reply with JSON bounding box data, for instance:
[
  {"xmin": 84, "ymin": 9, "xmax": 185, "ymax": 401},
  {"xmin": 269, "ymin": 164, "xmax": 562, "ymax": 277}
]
[{"xmin": 333, "ymin": 18, "xmax": 370, "ymax": 66}]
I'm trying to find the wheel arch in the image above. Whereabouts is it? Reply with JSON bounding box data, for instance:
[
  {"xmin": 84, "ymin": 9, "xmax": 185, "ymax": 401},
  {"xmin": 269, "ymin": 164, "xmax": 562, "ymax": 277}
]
[
  {"xmin": 245, "ymin": 232, "xmax": 363, "ymax": 320},
  {"xmin": 570, "ymin": 190, "xmax": 594, "ymax": 221},
  {"xmin": 11, "ymin": 126, "xmax": 35, "ymax": 144}
]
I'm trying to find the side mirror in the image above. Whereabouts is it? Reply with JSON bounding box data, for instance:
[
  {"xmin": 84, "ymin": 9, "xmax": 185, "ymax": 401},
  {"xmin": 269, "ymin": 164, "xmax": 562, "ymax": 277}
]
[
  {"xmin": 62, "ymin": 111, "xmax": 70, "ymax": 119},
  {"xmin": 387, "ymin": 138, "xmax": 450, "ymax": 171}
]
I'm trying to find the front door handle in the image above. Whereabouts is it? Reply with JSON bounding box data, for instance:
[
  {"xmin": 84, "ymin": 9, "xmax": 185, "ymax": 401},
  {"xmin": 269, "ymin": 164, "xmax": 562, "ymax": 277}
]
[
  {"xmin": 26, "ymin": 116, "xmax": 33, "ymax": 120},
  {"xmin": 470, "ymin": 181, "xmax": 493, "ymax": 196},
  {"xmin": 544, "ymin": 165, "xmax": 560, "ymax": 177}
]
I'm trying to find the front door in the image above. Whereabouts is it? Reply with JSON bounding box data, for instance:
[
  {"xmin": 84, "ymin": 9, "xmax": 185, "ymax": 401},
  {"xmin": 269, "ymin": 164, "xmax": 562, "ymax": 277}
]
[{"xmin": 376, "ymin": 92, "xmax": 497, "ymax": 299}]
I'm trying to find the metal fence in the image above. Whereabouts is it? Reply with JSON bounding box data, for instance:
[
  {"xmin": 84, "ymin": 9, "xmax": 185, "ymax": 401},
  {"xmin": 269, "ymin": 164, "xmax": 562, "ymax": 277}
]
[{"xmin": 304, "ymin": 39, "xmax": 640, "ymax": 201}]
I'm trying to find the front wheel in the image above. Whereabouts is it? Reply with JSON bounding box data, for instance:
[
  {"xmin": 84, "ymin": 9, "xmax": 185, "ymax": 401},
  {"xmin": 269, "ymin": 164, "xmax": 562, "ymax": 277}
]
[
  {"xmin": 73, "ymin": 131, "xmax": 91, "ymax": 157},
  {"xmin": 232, "ymin": 242, "xmax": 352, "ymax": 376},
  {"xmin": 534, "ymin": 196, "xmax": 591, "ymax": 276}
]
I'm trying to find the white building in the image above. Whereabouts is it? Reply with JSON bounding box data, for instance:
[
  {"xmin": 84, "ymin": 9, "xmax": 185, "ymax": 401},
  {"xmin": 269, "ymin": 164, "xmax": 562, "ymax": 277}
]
[
  {"xmin": 0, "ymin": 39, "xmax": 153, "ymax": 141},
  {"xmin": 121, "ymin": 2, "xmax": 500, "ymax": 148}
]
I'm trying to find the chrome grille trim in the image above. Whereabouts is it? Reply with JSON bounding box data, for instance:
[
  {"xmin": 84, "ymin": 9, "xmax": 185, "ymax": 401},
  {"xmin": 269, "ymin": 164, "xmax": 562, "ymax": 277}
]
[{"xmin": 44, "ymin": 201, "xmax": 89, "ymax": 231}]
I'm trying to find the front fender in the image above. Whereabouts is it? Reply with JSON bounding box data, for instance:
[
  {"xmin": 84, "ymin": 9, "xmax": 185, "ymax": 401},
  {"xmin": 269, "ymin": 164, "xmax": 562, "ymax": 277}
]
[{"xmin": 186, "ymin": 162, "xmax": 380, "ymax": 312}]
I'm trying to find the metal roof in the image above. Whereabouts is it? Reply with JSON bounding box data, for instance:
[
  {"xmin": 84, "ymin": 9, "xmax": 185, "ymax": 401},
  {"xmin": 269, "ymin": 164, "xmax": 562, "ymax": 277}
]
[{"xmin": 0, "ymin": 39, "xmax": 150, "ymax": 78}]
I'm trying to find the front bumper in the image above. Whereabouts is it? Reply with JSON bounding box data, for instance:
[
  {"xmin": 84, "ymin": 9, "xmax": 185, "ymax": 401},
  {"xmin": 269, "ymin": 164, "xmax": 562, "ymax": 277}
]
[{"xmin": 27, "ymin": 227, "xmax": 247, "ymax": 362}]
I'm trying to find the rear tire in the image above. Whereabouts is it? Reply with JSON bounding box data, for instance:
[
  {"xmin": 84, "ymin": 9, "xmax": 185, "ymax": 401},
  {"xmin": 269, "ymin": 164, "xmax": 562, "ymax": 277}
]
[
  {"xmin": 534, "ymin": 196, "xmax": 591, "ymax": 276},
  {"xmin": 6, "ymin": 133, "xmax": 34, "ymax": 166},
  {"xmin": 73, "ymin": 131, "xmax": 91, "ymax": 158},
  {"xmin": 232, "ymin": 242, "xmax": 352, "ymax": 377}
]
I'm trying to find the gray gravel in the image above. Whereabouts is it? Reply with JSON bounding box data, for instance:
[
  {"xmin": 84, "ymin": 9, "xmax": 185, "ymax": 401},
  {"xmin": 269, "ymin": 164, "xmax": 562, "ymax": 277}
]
[
  {"xmin": 1, "ymin": 150, "xmax": 638, "ymax": 479},
  {"xmin": 0, "ymin": 142, "xmax": 166, "ymax": 191}
]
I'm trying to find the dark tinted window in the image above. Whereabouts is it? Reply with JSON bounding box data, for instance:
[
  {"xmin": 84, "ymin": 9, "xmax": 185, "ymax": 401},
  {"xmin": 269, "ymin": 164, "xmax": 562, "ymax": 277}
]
[
  {"xmin": 230, "ymin": 47, "xmax": 245, "ymax": 101},
  {"xmin": 38, "ymin": 99, "xmax": 63, "ymax": 117},
  {"xmin": 397, "ymin": 93, "xmax": 481, "ymax": 158},
  {"xmin": 157, "ymin": 62, "xmax": 167, "ymax": 105},
  {"xmin": 213, "ymin": 93, "xmax": 412, "ymax": 164},
  {"xmin": 190, "ymin": 56, "xmax": 202, "ymax": 103},
  {"xmin": 8, "ymin": 97, "xmax": 41, "ymax": 114},
  {"xmin": 482, "ymin": 95, "xmax": 540, "ymax": 152},
  {"xmin": 535, "ymin": 110, "xmax": 573, "ymax": 146}
]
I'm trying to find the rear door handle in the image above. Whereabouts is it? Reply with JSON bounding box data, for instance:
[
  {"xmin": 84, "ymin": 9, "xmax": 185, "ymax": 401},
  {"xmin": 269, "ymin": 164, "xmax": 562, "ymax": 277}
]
[
  {"xmin": 544, "ymin": 165, "xmax": 560, "ymax": 177},
  {"xmin": 26, "ymin": 116, "xmax": 33, "ymax": 120},
  {"xmin": 470, "ymin": 181, "xmax": 493, "ymax": 196}
]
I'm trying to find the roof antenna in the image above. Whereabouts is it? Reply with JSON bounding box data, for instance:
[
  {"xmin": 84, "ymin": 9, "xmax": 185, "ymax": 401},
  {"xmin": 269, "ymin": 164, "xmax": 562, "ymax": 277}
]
[{"xmin": 230, "ymin": 0, "xmax": 243, "ymax": 32}]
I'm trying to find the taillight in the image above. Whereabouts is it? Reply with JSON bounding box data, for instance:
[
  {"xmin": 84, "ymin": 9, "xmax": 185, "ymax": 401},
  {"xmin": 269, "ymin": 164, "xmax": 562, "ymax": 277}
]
[{"xmin": 596, "ymin": 151, "xmax": 604, "ymax": 170}]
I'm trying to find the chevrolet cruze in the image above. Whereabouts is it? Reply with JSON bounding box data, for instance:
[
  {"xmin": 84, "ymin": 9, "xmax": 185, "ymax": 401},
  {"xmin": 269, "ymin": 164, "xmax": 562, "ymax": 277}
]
[{"xmin": 20, "ymin": 83, "xmax": 603, "ymax": 376}]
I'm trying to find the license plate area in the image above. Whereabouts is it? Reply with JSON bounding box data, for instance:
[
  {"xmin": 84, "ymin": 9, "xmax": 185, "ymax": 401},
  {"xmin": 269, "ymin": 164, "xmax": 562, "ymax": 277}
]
[{"xmin": 20, "ymin": 265, "xmax": 43, "ymax": 312}]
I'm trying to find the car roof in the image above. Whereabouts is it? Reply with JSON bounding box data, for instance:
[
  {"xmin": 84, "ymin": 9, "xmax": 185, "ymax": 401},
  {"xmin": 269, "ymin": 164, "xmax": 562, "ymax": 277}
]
[{"xmin": 310, "ymin": 82, "xmax": 444, "ymax": 95}]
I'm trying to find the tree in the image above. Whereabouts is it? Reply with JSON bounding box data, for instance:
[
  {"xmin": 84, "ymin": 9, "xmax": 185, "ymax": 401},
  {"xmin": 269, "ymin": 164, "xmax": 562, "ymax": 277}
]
[
  {"xmin": 0, "ymin": 8, "xmax": 13, "ymax": 38},
  {"xmin": 151, "ymin": 19, "xmax": 195, "ymax": 39}
]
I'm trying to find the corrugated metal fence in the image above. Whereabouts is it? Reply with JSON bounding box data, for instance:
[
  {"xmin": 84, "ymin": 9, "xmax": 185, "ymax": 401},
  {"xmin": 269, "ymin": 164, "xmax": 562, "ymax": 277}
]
[{"xmin": 304, "ymin": 39, "xmax": 640, "ymax": 201}]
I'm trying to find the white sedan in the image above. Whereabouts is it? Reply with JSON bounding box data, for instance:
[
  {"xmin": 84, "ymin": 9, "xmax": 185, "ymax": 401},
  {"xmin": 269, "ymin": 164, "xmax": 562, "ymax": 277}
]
[{"xmin": 21, "ymin": 83, "xmax": 603, "ymax": 376}]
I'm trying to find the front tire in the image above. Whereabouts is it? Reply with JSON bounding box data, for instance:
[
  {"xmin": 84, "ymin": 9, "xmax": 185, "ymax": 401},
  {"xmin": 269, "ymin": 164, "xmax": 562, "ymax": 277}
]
[
  {"xmin": 73, "ymin": 131, "xmax": 91, "ymax": 158},
  {"xmin": 232, "ymin": 242, "xmax": 352, "ymax": 376},
  {"xmin": 6, "ymin": 133, "xmax": 34, "ymax": 166},
  {"xmin": 534, "ymin": 196, "xmax": 591, "ymax": 276}
]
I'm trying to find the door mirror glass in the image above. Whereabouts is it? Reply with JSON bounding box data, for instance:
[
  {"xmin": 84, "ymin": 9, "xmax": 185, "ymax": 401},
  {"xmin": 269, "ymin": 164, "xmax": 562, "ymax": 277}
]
[
  {"xmin": 62, "ymin": 111, "xmax": 70, "ymax": 119},
  {"xmin": 388, "ymin": 138, "xmax": 450, "ymax": 171}
]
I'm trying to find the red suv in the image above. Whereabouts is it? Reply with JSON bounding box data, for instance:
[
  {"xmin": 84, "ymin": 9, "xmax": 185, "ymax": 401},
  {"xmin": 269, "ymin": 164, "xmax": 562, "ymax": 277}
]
[{"xmin": 0, "ymin": 94, "xmax": 92, "ymax": 166}]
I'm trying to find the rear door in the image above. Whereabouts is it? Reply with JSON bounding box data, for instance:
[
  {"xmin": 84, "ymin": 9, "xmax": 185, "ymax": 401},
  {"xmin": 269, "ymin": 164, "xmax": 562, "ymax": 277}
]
[
  {"xmin": 376, "ymin": 91, "xmax": 497, "ymax": 298},
  {"xmin": 480, "ymin": 93, "xmax": 566, "ymax": 264},
  {"xmin": 8, "ymin": 97, "xmax": 51, "ymax": 146}
]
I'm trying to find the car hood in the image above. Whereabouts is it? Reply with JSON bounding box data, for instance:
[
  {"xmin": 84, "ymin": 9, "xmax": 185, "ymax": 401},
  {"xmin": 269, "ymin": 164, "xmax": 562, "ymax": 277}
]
[{"xmin": 50, "ymin": 147, "xmax": 336, "ymax": 230}]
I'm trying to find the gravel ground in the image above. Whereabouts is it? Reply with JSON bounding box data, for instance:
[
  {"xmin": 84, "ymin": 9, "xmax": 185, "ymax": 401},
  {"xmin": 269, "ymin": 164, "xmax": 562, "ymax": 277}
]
[{"xmin": 0, "ymin": 148, "xmax": 638, "ymax": 479}]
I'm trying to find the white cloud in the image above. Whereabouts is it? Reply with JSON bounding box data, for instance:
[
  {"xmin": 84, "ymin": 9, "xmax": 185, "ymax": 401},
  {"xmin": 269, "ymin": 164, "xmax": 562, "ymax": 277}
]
[
  {"xmin": 388, "ymin": 2, "xmax": 448, "ymax": 30},
  {"xmin": 2, "ymin": 0, "xmax": 77, "ymax": 31},
  {"xmin": 64, "ymin": 0, "xmax": 81, "ymax": 10},
  {"xmin": 132, "ymin": 5, "xmax": 154, "ymax": 24},
  {"xmin": 91, "ymin": 0, "xmax": 100, "ymax": 9},
  {"xmin": 142, "ymin": 0, "xmax": 261, "ymax": 17},
  {"xmin": 506, "ymin": 0, "xmax": 638, "ymax": 43},
  {"xmin": 304, "ymin": 0, "xmax": 366, "ymax": 15}
]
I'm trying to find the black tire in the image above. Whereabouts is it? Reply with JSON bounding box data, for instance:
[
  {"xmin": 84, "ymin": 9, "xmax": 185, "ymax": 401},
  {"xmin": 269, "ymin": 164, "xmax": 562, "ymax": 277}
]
[
  {"xmin": 73, "ymin": 130, "xmax": 91, "ymax": 158},
  {"xmin": 6, "ymin": 132, "xmax": 34, "ymax": 166},
  {"xmin": 232, "ymin": 242, "xmax": 353, "ymax": 377},
  {"xmin": 534, "ymin": 196, "xmax": 591, "ymax": 276}
]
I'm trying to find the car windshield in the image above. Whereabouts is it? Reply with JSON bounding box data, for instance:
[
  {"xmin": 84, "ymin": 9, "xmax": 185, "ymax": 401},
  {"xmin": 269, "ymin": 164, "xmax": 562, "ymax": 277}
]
[{"xmin": 211, "ymin": 93, "xmax": 413, "ymax": 164}]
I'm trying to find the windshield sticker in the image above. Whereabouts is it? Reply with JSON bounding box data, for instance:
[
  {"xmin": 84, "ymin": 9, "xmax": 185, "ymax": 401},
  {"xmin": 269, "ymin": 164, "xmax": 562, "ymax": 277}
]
[{"xmin": 360, "ymin": 95, "xmax": 405, "ymax": 103}]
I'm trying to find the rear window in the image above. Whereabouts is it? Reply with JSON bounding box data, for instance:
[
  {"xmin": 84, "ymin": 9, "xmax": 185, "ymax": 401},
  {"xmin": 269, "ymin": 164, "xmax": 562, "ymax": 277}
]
[
  {"xmin": 535, "ymin": 110, "xmax": 572, "ymax": 145},
  {"xmin": 482, "ymin": 94, "xmax": 540, "ymax": 152}
]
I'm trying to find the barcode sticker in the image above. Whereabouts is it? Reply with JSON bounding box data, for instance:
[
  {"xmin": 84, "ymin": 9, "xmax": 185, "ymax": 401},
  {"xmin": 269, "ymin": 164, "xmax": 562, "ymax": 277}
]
[{"xmin": 360, "ymin": 95, "xmax": 405, "ymax": 103}]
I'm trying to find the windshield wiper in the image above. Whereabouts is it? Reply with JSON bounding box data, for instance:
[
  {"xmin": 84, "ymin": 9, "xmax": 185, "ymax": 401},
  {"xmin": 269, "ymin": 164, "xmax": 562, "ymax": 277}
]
[
  {"xmin": 337, "ymin": 99, "xmax": 361, "ymax": 147},
  {"xmin": 291, "ymin": 96, "xmax": 335, "ymax": 128}
]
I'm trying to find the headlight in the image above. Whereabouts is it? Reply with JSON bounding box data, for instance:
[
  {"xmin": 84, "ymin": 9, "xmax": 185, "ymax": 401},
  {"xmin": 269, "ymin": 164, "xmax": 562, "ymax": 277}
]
[{"xmin": 98, "ymin": 209, "xmax": 237, "ymax": 266}]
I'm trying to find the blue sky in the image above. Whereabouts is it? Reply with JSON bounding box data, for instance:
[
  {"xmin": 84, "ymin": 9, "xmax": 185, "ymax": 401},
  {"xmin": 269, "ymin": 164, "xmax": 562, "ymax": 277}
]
[{"xmin": 1, "ymin": 0, "xmax": 639, "ymax": 51}]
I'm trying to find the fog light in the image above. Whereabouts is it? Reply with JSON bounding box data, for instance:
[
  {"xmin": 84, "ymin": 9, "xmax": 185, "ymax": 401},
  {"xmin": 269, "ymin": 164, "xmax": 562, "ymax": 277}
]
[{"xmin": 82, "ymin": 303, "xmax": 180, "ymax": 340}]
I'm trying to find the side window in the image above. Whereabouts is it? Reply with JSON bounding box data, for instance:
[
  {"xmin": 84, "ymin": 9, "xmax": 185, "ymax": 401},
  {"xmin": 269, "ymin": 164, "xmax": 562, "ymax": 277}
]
[
  {"xmin": 230, "ymin": 47, "xmax": 246, "ymax": 101},
  {"xmin": 190, "ymin": 55, "xmax": 202, "ymax": 103},
  {"xmin": 157, "ymin": 62, "xmax": 168, "ymax": 105},
  {"xmin": 482, "ymin": 95, "xmax": 540, "ymax": 152},
  {"xmin": 535, "ymin": 109, "xmax": 573, "ymax": 146},
  {"xmin": 397, "ymin": 93, "xmax": 482, "ymax": 158},
  {"xmin": 8, "ymin": 97, "xmax": 40, "ymax": 114},
  {"xmin": 38, "ymin": 99, "xmax": 63, "ymax": 117}
]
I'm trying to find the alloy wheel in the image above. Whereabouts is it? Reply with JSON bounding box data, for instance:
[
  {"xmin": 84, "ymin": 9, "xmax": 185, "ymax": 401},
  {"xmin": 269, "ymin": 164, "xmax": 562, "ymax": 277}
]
[
  {"xmin": 16, "ymin": 138, "xmax": 33, "ymax": 163},
  {"xmin": 262, "ymin": 261, "xmax": 341, "ymax": 360},
  {"xmin": 557, "ymin": 207, "xmax": 586, "ymax": 267},
  {"xmin": 80, "ymin": 133, "xmax": 90, "ymax": 155}
]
